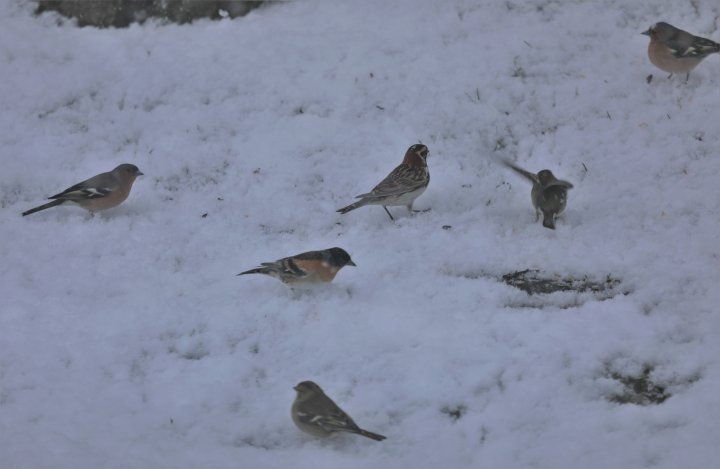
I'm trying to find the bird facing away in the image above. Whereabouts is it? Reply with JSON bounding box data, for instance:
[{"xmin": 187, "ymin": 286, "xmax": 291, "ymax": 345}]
[
  {"xmin": 642, "ymin": 22, "xmax": 720, "ymax": 82},
  {"xmin": 337, "ymin": 143, "xmax": 430, "ymax": 221},
  {"xmin": 236, "ymin": 247, "xmax": 356, "ymax": 284},
  {"xmin": 501, "ymin": 160, "xmax": 573, "ymax": 230},
  {"xmin": 22, "ymin": 164, "xmax": 144, "ymax": 216},
  {"xmin": 291, "ymin": 381, "xmax": 386, "ymax": 441}
]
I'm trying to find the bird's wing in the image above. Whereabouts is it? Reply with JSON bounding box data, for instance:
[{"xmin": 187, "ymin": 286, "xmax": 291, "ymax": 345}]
[
  {"xmin": 260, "ymin": 258, "xmax": 308, "ymax": 277},
  {"xmin": 50, "ymin": 172, "xmax": 117, "ymax": 200},
  {"xmin": 668, "ymin": 33, "xmax": 720, "ymax": 58},
  {"xmin": 543, "ymin": 179, "xmax": 573, "ymax": 190},
  {"xmin": 302, "ymin": 409, "xmax": 360, "ymax": 433},
  {"xmin": 356, "ymin": 165, "xmax": 427, "ymax": 199},
  {"xmin": 297, "ymin": 393, "xmax": 362, "ymax": 433}
]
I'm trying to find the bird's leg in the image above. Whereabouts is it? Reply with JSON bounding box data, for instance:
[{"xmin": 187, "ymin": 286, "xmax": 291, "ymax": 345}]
[
  {"xmin": 685, "ymin": 72, "xmax": 690, "ymax": 83},
  {"xmin": 667, "ymin": 72, "xmax": 673, "ymax": 79},
  {"xmin": 382, "ymin": 206, "xmax": 395, "ymax": 221}
]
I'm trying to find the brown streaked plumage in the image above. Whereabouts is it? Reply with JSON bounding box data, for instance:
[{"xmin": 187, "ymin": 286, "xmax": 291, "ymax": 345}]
[{"xmin": 337, "ymin": 144, "xmax": 430, "ymax": 221}]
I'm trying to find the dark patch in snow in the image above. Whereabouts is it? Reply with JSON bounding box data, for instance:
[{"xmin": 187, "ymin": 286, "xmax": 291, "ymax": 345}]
[
  {"xmin": 440, "ymin": 404, "xmax": 468, "ymax": 421},
  {"xmin": 606, "ymin": 365, "xmax": 669, "ymax": 405},
  {"xmin": 502, "ymin": 269, "xmax": 622, "ymax": 296}
]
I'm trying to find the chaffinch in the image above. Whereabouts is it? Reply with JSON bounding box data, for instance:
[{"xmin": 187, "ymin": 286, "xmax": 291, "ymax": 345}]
[
  {"xmin": 237, "ymin": 247, "xmax": 356, "ymax": 284},
  {"xmin": 291, "ymin": 381, "xmax": 386, "ymax": 441},
  {"xmin": 642, "ymin": 22, "xmax": 720, "ymax": 82},
  {"xmin": 22, "ymin": 164, "xmax": 143, "ymax": 216},
  {"xmin": 337, "ymin": 144, "xmax": 430, "ymax": 221},
  {"xmin": 501, "ymin": 159, "xmax": 573, "ymax": 230}
]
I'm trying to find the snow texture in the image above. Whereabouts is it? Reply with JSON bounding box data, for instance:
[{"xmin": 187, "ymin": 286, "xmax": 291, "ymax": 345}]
[{"xmin": 2, "ymin": 0, "xmax": 720, "ymax": 468}]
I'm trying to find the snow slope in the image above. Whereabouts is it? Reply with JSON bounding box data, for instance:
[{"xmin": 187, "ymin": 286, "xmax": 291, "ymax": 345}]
[{"xmin": 2, "ymin": 0, "xmax": 719, "ymax": 467}]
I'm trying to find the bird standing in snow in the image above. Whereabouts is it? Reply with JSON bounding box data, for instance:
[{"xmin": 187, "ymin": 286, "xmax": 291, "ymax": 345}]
[
  {"xmin": 22, "ymin": 164, "xmax": 143, "ymax": 217},
  {"xmin": 291, "ymin": 381, "xmax": 386, "ymax": 441},
  {"xmin": 642, "ymin": 22, "xmax": 720, "ymax": 82},
  {"xmin": 337, "ymin": 143, "xmax": 430, "ymax": 221},
  {"xmin": 501, "ymin": 159, "xmax": 573, "ymax": 230},
  {"xmin": 236, "ymin": 247, "xmax": 356, "ymax": 284}
]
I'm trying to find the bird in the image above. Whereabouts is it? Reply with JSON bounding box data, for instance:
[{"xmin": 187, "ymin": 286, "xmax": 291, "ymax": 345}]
[
  {"xmin": 642, "ymin": 22, "xmax": 720, "ymax": 82},
  {"xmin": 291, "ymin": 381, "xmax": 386, "ymax": 441},
  {"xmin": 501, "ymin": 159, "xmax": 573, "ymax": 230},
  {"xmin": 337, "ymin": 143, "xmax": 430, "ymax": 221},
  {"xmin": 236, "ymin": 247, "xmax": 356, "ymax": 284},
  {"xmin": 22, "ymin": 164, "xmax": 143, "ymax": 216}
]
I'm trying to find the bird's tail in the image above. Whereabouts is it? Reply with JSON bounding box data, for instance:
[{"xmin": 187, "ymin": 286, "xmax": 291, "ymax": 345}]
[
  {"xmin": 501, "ymin": 160, "xmax": 539, "ymax": 184},
  {"xmin": 236, "ymin": 267, "xmax": 271, "ymax": 276},
  {"xmin": 356, "ymin": 429, "xmax": 387, "ymax": 441},
  {"xmin": 22, "ymin": 199, "xmax": 64, "ymax": 216},
  {"xmin": 337, "ymin": 199, "xmax": 369, "ymax": 215},
  {"xmin": 542, "ymin": 215, "xmax": 556, "ymax": 230}
]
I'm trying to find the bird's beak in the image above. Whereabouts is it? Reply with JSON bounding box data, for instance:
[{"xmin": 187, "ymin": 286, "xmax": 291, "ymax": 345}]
[
  {"xmin": 347, "ymin": 260, "xmax": 357, "ymax": 267},
  {"xmin": 293, "ymin": 385, "xmax": 299, "ymax": 391},
  {"xmin": 136, "ymin": 171, "xmax": 144, "ymax": 176},
  {"xmin": 641, "ymin": 29, "xmax": 650, "ymax": 36}
]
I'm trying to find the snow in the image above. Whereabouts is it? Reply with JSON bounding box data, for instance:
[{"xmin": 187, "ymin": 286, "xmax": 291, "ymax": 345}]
[{"xmin": 2, "ymin": 0, "xmax": 720, "ymax": 467}]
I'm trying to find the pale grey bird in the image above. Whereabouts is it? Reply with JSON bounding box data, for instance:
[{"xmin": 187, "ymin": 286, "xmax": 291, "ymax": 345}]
[
  {"xmin": 291, "ymin": 381, "xmax": 386, "ymax": 441},
  {"xmin": 337, "ymin": 144, "xmax": 429, "ymax": 221},
  {"xmin": 501, "ymin": 159, "xmax": 573, "ymax": 230},
  {"xmin": 643, "ymin": 22, "xmax": 720, "ymax": 82},
  {"xmin": 22, "ymin": 164, "xmax": 143, "ymax": 216}
]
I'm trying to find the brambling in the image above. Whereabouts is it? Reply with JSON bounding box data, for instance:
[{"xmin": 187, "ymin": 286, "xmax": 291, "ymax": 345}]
[
  {"xmin": 291, "ymin": 381, "xmax": 386, "ymax": 442},
  {"xmin": 337, "ymin": 143, "xmax": 430, "ymax": 221},
  {"xmin": 501, "ymin": 159, "xmax": 573, "ymax": 230},
  {"xmin": 236, "ymin": 247, "xmax": 356, "ymax": 284},
  {"xmin": 642, "ymin": 22, "xmax": 720, "ymax": 82},
  {"xmin": 22, "ymin": 164, "xmax": 143, "ymax": 216}
]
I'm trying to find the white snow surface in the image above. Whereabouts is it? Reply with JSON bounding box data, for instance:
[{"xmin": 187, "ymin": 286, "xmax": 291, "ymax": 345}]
[{"xmin": 2, "ymin": 0, "xmax": 720, "ymax": 467}]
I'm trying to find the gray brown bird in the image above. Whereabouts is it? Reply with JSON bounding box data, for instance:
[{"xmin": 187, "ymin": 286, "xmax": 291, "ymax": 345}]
[
  {"xmin": 501, "ymin": 160, "xmax": 573, "ymax": 230},
  {"xmin": 642, "ymin": 22, "xmax": 720, "ymax": 82},
  {"xmin": 291, "ymin": 381, "xmax": 386, "ymax": 441},
  {"xmin": 237, "ymin": 247, "xmax": 356, "ymax": 284},
  {"xmin": 22, "ymin": 164, "xmax": 143, "ymax": 216},
  {"xmin": 337, "ymin": 144, "xmax": 429, "ymax": 221}
]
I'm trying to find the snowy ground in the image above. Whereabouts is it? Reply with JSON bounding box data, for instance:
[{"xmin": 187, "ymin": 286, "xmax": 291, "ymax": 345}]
[{"xmin": 2, "ymin": 0, "xmax": 720, "ymax": 467}]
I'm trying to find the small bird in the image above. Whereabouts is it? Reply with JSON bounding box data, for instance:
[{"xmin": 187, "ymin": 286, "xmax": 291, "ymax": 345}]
[
  {"xmin": 22, "ymin": 164, "xmax": 143, "ymax": 216},
  {"xmin": 337, "ymin": 143, "xmax": 430, "ymax": 221},
  {"xmin": 501, "ymin": 159, "xmax": 573, "ymax": 230},
  {"xmin": 237, "ymin": 247, "xmax": 356, "ymax": 284},
  {"xmin": 291, "ymin": 381, "xmax": 386, "ymax": 442},
  {"xmin": 642, "ymin": 22, "xmax": 720, "ymax": 82}
]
